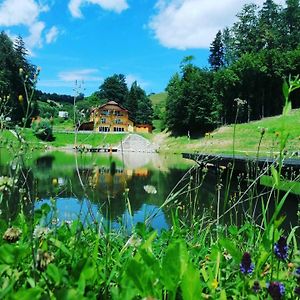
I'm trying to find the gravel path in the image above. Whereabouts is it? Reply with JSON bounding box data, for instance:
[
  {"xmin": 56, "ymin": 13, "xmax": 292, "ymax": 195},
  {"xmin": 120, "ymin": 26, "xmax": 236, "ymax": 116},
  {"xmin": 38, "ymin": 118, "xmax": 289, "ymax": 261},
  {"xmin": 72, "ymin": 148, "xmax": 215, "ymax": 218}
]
[{"xmin": 117, "ymin": 134, "xmax": 158, "ymax": 153}]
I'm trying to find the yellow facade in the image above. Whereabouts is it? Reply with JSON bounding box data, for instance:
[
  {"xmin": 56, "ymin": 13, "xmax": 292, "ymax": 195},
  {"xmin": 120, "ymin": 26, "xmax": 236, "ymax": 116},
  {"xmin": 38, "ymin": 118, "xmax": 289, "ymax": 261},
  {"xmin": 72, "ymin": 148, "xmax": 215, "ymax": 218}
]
[{"xmin": 90, "ymin": 101, "xmax": 133, "ymax": 133}]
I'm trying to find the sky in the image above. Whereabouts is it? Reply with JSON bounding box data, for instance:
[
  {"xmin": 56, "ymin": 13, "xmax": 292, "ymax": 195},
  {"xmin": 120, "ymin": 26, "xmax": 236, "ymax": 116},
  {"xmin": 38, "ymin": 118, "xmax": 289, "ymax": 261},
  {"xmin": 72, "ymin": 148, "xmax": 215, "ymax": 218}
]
[{"xmin": 0, "ymin": 0, "xmax": 286, "ymax": 96}]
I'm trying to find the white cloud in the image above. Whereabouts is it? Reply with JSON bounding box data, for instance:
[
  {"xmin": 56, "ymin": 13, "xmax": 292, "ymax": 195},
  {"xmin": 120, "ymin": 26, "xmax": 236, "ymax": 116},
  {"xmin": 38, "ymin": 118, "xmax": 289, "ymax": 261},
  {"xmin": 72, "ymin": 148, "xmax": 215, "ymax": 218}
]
[
  {"xmin": 59, "ymin": 69, "xmax": 103, "ymax": 82},
  {"xmin": 68, "ymin": 0, "xmax": 129, "ymax": 18},
  {"xmin": 24, "ymin": 21, "xmax": 45, "ymax": 49},
  {"xmin": 149, "ymin": 0, "xmax": 286, "ymax": 50},
  {"xmin": 46, "ymin": 26, "xmax": 59, "ymax": 44},
  {"xmin": 0, "ymin": 0, "xmax": 56, "ymax": 52},
  {"xmin": 126, "ymin": 74, "xmax": 149, "ymax": 89}
]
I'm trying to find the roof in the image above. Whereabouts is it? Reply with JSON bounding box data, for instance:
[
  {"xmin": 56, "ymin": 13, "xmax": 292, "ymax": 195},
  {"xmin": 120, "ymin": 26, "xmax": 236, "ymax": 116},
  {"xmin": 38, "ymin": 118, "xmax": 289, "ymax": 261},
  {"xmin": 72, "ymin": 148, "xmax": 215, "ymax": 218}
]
[{"xmin": 93, "ymin": 100, "xmax": 128, "ymax": 112}]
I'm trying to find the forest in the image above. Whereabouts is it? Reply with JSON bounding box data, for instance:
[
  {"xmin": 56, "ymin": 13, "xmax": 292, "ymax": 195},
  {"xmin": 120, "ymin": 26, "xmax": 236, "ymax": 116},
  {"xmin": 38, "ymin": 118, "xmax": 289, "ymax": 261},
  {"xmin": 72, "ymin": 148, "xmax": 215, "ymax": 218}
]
[{"xmin": 164, "ymin": 0, "xmax": 300, "ymax": 135}]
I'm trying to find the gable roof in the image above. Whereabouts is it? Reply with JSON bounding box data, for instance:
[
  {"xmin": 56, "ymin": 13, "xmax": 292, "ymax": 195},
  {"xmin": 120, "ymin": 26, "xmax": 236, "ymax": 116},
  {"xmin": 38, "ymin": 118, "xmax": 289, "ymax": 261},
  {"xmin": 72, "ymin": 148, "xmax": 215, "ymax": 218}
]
[{"xmin": 92, "ymin": 100, "xmax": 128, "ymax": 112}]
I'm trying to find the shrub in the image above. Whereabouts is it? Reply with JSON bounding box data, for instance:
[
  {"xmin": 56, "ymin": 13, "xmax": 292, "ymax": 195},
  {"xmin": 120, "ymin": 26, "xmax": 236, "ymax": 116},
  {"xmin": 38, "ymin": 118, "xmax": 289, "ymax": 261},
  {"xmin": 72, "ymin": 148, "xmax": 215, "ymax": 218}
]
[{"xmin": 31, "ymin": 118, "xmax": 54, "ymax": 141}]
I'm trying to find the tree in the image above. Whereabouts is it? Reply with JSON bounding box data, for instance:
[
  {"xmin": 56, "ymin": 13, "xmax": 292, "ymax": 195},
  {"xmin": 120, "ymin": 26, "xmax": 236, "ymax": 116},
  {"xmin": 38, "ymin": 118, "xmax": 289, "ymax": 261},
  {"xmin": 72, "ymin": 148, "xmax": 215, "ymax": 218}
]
[
  {"xmin": 209, "ymin": 30, "xmax": 224, "ymax": 71},
  {"xmin": 233, "ymin": 4, "xmax": 259, "ymax": 56},
  {"xmin": 222, "ymin": 27, "xmax": 237, "ymax": 66},
  {"xmin": 98, "ymin": 74, "xmax": 128, "ymax": 105},
  {"xmin": 125, "ymin": 81, "xmax": 139, "ymax": 120},
  {"xmin": 257, "ymin": 0, "xmax": 281, "ymax": 50},
  {"xmin": 283, "ymin": 0, "xmax": 300, "ymax": 48}
]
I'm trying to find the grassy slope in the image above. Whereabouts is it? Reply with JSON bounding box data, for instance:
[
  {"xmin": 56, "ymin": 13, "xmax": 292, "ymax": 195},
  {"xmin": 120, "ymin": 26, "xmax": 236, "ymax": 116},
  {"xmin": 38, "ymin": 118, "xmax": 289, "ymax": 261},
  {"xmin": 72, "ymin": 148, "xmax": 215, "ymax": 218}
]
[
  {"xmin": 156, "ymin": 109, "xmax": 300, "ymax": 155},
  {"xmin": 149, "ymin": 92, "xmax": 168, "ymax": 107}
]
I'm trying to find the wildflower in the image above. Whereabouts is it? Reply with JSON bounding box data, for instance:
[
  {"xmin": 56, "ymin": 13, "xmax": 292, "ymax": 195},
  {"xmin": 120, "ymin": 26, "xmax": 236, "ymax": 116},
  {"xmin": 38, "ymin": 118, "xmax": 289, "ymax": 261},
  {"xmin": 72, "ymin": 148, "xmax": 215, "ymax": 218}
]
[
  {"xmin": 274, "ymin": 236, "xmax": 288, "ymax": 260},
  {"xmin": 19, "ymin": 68, "xmax": 23, "ymax": 75},
  {"xmin": 18, "ymin": 95, "xmax": 23, "ymax": 102},
  {"xmin": 211, "ymin": 278, "xmax": 218, "ymax": 289},
  {"xmin": 33, "ymin": 226, "xmax": 50, "ymax": 238},
  {"xmin": 295, "ymin": 287, "xmax": 300, "ymax": 296},
  {"xmin": 240, "ymin": 252, "xmax": 254, "ymax": 275},
  {"xmin": 295, "ymin": 266, "xmax": 300, "ymax": 276},
  {"xmin": 36, "ymin": 249, "xmax": 54, "ymax": 271},
  {"xmin": 143, "ymin": 185, "xmax": 157, "ymax": 194},
  {"xmin": 3, "ymin": 227, "xmax": 22, "ymax": 243},
  {"xmin": 252, "ymin": 280, "xmax": 261, "ymax": 293},
  {"xmin": 267, "ymin": 282, "xmax": 285, "ymax": 300},
  {"xmin": 260, "ymin": 127, "xmax": 266, "ymax": 136}
]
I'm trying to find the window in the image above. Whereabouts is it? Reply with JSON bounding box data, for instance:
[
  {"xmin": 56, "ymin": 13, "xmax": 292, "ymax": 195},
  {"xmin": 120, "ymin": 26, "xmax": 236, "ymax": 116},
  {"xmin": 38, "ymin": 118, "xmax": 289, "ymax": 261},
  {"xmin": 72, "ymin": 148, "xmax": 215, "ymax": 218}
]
[
  {"xmin": 101, "ymin": 118, "xmax": 106, "ymax": 123},
  {"xmin": 115, "ymin": 111, "xmax": 123, "ymax": 116},
  {"xmin": 99, "ymin": 126, "xmax": 109, "ymax": 132},
  {"xmin": 101, "ymin": 110, "xmax": 109, "ymax": 116},
  {"xmin": 115, "ymin": 118, "xmax": 122, "ymax": 124}
]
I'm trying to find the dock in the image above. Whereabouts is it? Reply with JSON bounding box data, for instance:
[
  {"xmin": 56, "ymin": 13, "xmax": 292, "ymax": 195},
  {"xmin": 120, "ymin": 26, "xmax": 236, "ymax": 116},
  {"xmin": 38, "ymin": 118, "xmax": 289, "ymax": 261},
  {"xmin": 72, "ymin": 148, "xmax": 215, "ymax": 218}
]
[
  {"xmin": 182, "ymin": 153, "xmax": 300, "ymax": 172},
  {"xmin": 75, "ymin": 146, "xmax": 117, "ymax": 153}
]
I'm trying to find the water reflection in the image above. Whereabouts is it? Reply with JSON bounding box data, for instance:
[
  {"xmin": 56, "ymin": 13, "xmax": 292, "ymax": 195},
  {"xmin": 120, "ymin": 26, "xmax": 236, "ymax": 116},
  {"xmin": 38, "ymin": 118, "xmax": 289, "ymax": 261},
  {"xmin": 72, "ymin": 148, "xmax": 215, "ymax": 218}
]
[{"xmin": 0, "ymin": 150, "xmax": 298, "ymax": 230}]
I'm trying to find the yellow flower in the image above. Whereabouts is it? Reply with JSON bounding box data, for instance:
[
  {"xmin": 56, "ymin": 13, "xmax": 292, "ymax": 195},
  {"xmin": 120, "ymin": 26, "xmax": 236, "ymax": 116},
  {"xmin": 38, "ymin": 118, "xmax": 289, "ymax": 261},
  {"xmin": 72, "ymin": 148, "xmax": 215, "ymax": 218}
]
[
  {"xmin": 211, "ymin": 278, "xmax": 218, "ymax": 289},
  {"xmin": 18, "ymin": 95, "xmax": 23, "ymax": 102}
]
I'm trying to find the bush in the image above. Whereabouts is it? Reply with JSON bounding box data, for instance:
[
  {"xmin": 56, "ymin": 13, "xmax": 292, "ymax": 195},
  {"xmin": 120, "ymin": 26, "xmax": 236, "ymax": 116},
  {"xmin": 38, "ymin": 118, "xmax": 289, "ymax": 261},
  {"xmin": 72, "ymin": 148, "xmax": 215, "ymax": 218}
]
[{"xmin": 31, "ymin": 118, "xmax": 54, "ymax": 141}]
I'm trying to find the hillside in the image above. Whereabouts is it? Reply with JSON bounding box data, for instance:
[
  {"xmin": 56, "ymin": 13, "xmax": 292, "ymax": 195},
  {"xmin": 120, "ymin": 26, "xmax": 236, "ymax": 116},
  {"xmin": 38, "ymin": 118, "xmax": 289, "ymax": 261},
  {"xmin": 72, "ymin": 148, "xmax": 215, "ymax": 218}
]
[{"xmin": 154, "ymin": 109, "xmax": 300, "ymax": 155}]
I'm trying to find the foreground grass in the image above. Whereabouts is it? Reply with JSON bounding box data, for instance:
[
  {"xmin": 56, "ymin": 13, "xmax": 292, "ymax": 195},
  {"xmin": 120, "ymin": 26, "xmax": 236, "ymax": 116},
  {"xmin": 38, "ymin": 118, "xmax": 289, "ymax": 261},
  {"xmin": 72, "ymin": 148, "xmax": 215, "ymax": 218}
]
[
  {"xmin": 156, "ymin": 109, "xmax": 300, "ymax": 155},
  {"xmin": 0, "ymin": 203, "xmax": 298, "ymax": 299}
]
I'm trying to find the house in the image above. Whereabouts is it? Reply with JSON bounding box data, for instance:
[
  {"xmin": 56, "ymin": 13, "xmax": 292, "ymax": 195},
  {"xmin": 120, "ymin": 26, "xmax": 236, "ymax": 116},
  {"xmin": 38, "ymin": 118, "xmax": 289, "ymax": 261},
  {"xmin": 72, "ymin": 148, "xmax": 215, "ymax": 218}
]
[
  {"xmin": 90, "ymin": 101, "xmax": 134, "ymax": 133},
  {"xmin": 58, "ymin": 111, "xmax": 69, "ymax": 119}
]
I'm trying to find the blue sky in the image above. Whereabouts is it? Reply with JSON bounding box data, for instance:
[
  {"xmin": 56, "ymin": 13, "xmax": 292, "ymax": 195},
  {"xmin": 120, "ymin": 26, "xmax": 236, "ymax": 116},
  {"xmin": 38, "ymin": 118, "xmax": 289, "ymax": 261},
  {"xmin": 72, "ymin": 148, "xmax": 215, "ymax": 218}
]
[{"xmin": 0, "ymin": 0, "xmax": 285, "ymax": 96}]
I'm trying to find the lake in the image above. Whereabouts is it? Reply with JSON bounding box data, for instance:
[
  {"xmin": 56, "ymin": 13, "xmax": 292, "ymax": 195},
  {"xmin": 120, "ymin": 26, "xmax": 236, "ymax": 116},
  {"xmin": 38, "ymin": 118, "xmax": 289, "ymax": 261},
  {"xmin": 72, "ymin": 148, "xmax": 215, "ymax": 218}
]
[{"xmin": 0, "ymin": 149, "xmax": 298, "ymax": 231}]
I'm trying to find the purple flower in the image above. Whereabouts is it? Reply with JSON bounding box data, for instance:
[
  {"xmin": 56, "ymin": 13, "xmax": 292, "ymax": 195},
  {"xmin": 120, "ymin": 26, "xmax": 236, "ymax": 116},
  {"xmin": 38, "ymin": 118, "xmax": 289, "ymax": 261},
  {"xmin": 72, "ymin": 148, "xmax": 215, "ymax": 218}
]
[
  {"xmin": 274, "ymin": 236, "xmax": 288, "ymax": 260},
  {"xmin": 252, "ymin": 280, "xmax": 261, "ymax": 293},
  {"xmin": 296, "ymin": 266, "xmax": 300, "ymax": 276},
  {"xmin": 267, "ymin": 282, "xmax": 285, "ymax": 300},
  {"xmin": 240, "ymin": 252, "xmax": 254, "ymax": 275}
]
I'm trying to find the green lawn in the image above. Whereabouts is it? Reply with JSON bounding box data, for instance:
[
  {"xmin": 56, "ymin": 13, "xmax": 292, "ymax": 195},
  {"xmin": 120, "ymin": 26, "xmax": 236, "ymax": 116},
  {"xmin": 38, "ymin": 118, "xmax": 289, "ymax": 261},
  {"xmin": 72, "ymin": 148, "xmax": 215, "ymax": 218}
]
[{"xmin": 0, "ymin": 129, "xmax": 128, "ymax": 148}]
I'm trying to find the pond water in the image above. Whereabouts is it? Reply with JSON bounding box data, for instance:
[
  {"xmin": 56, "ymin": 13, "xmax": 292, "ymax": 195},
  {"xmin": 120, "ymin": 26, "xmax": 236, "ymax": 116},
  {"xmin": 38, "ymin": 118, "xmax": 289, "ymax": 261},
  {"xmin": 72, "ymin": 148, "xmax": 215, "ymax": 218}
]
[{"xmin": 0, "ymin": 149, "xmax": 299, "ymax": 231}]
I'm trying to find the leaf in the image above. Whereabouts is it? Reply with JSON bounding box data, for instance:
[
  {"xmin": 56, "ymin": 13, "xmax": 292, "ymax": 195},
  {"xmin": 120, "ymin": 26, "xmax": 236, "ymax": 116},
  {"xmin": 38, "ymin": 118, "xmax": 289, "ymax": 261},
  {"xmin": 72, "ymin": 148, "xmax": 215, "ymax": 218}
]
[
  {"xmin": 54, "ymin": 288, "xmax": 87, "ymax": 300},
  {"xmin": 11, "ymin": 287, "xmax": 43, "ymax": 300},
  {"xmin": 271, "ymin": 166, "xmax": 279, "ymax": 187},
  {"xmin": 220, "ymin": 289, "xmax": 227, "ymax": 300},
  {"xmin": 46, "ymin": 263, "xmax": 62, "ymax": 285},
  {"xmin": 0, "ymin": 244, "xmax": 28, "ymax": 265},
  {"xmin": 181, "ymin": 263, "xmax": 202, "ymax": 300},
  {"xmin": 219, "ymin": 238, "xmax": 242, "ymax": 262},
  {"xmin": 50, "ymin": 238, "xmax": 71, "ymax": 257},
  {"xmin": 282, "ymin": 80, "xmax": 289, "ymax": 102},
  {"xmin": 161, "ymin": 240, "xmax": 188, "ymax": 291}
]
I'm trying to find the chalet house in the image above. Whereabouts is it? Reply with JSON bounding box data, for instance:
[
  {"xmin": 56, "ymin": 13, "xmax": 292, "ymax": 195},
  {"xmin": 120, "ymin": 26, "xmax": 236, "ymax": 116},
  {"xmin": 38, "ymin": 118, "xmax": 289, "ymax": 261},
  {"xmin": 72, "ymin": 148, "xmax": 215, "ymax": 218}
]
[{"xmin": 90, "ymin": 101, "xmax": 134, "ymax": 133}]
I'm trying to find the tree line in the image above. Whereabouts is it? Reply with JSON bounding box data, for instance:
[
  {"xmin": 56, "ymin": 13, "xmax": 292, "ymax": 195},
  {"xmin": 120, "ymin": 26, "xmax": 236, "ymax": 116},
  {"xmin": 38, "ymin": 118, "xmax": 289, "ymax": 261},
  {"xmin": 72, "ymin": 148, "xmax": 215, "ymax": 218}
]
[{"xmin": 164, "ymin": 0, "xmax": 300, "ymax": 135}]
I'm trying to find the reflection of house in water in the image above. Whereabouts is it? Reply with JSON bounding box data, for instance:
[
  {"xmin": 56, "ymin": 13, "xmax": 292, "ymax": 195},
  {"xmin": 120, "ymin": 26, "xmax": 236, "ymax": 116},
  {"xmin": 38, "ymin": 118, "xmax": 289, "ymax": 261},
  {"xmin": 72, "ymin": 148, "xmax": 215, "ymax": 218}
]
[{"xmin": 77, "ymin": 165, "xmax": 150, "ymax": 198}]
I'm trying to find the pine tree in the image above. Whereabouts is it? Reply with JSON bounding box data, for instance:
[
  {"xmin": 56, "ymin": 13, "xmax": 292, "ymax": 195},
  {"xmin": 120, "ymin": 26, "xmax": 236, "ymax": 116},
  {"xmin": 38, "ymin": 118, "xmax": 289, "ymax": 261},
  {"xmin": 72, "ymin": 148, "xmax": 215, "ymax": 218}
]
[
  {"xmin": 209, "ymin": 30, "xmax": 224, "ymax": 71},
  {"xmin": 98, "ymin": 74, "xmax": 128, "ymax": 105}
]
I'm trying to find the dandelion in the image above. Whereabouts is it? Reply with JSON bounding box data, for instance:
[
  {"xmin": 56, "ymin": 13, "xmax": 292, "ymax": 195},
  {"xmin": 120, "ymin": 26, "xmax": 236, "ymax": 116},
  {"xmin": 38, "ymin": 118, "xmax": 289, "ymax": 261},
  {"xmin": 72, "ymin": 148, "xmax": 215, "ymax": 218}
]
[
  {"xmin": 240, "ymin": 252, "xmax": 254, "ymax": 275},
  {"xmin": 267, "ymin": 282, "xmax": 285, "ymax": 300},
  {"xmin": 274, "ymin": 236, "xmax": 288, "ymax": 260}
]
